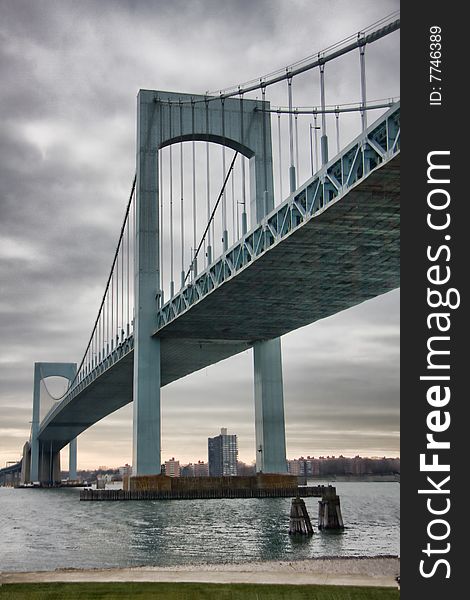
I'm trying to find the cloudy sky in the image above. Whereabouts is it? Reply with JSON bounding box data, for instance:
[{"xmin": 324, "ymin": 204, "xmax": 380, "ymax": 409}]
[{"xmin": 0, "ymin": 0, "xmax": 400, "ymax": 470}]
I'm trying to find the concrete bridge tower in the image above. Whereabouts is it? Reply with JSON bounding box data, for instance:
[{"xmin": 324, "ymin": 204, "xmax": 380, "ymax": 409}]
[
  {"xmin": 26, "ymin": 362, "xmax": 77, "ymax": 485},
  {"xmin": 133, "ymin": 90, "xmax": 287, "ymax": 476}
]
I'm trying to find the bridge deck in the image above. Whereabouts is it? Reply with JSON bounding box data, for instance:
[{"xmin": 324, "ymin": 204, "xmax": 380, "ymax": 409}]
[{"xmin": 39, "ymin": 152, "xmax": 399, "ymax": 451}]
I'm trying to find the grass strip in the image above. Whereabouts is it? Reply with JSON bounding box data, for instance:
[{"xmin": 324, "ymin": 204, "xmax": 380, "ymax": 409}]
[{"xmin": 0, "ymin": 582, "xmax": 399, "ymax": 599}]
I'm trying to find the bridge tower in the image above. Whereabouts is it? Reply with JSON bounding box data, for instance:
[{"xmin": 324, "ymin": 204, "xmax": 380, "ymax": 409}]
[
  {"xmin": 134, "ymin": 90, "xmax": 286, "ymax": 475},
  {"xmin": 28, "ymin": 362, "xmax": 77, "ymax": 484}
]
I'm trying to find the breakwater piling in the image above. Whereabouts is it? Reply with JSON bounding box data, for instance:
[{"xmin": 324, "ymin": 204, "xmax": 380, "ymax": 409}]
[
  {"xmin": 80, "ymin": 485, "xmax": 325, "ymax": 501},
  {"xmin": 288, "ymin": 496, "xmax": 314, "ymax": 535},
  {"xmin": 318, "ymin": 487, "xmax": 345, "ymax": 530}
]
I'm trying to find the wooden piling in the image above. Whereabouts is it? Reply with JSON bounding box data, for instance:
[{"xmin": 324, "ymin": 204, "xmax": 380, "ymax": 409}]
[
  {"xmin": 288, "ymin": 496, "xmax": 314, "ymax": 535},
  {"xmin": 318, "ymin": 485, "xmax": 345, "ymax": 530}
]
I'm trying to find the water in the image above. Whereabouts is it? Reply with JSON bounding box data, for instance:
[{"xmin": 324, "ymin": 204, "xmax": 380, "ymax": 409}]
[{"xmin": 0, "ymin": 481, "xmax": 399, "ymax": 572}]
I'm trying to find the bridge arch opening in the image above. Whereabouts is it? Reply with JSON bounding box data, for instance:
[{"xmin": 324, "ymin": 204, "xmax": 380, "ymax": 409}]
[
  {"xmin": 157, "ymin": 139, "xmax": 253, "ymax": 299},
  {"xmin": 160, "ymin": 134, "xmax": 255, "ymax": 159},
  {"xmin": 39, "ymin": 376, "xmax": 70, "ymax": 420}
]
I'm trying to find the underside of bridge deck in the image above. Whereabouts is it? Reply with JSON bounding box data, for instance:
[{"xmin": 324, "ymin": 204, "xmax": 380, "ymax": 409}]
[
  {"xmin": 39, "ymin": 153, "xmax": 399, "ymax": 452},
  {"xmin": 158, "ymin": 154, "xmax": 400, "ymax": 342}
]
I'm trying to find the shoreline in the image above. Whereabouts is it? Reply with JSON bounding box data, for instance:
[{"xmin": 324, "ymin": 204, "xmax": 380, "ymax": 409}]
[{"xmin": 1, "ymin": 556, "xmax": 400, "ymax": 588}]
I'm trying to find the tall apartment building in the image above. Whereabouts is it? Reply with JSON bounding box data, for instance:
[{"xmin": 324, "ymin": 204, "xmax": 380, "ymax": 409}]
[
  {"xmin": 164, "ymin": 457, "xmax": 180, "ymax": 477},
  {"xmin": 193, "ymin": 460, "xmax": 209, "ymax": 477},
  {"xmin": 208, "ymin": 428, "xmax": 238, "ymax": 476},
  {"xmin": 180, "ymin": 460, "xmax": 209, "ymax": 477},
  {"xmin": 118, "ymin": 464, "xmax": 133, "ymax": 478}
]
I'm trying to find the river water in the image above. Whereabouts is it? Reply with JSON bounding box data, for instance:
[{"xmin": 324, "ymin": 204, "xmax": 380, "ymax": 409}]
[{"xmin": 0, "ymin": 481, "xmax": 399, "ymax": 572}]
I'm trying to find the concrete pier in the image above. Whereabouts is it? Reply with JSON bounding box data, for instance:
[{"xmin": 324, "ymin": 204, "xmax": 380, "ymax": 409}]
[
  {"xmin": 38, "ymin": 442, "xmax": 61, "ymax": 486},
  {"xmin": 69, "ymin": 438, "xmax": 77, "ymax": 480},
  {"xmin": 253, "ymin": 339, "xmax": 287, "ymax": 473}
]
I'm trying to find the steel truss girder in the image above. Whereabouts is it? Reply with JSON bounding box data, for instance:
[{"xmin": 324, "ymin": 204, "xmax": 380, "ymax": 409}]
[{"xmin": 156, "ymin": 103, "xmax": 400, "ymax": 333}]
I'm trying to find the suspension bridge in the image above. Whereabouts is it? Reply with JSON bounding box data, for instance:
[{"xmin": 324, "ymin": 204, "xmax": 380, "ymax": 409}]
[{"xmin": 8, "ymin": 12, "xmax": 400, "ymax": 486}]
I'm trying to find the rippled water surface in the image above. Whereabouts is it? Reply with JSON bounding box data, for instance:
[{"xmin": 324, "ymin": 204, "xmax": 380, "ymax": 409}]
[{"xmin": 0, "ymin": 481, "xmax": 399, "ymax": 572}]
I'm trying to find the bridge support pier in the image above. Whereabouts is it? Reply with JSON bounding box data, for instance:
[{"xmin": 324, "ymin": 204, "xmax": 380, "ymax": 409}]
[
  {"xmin": 30, "ymin": 363, "xmax": 41, "ymax": 482},
  {"xmin": 254, "ymin": 338, "xmax": 287, "ymax": 473},
  {"xmin": 132, "ymin": 338, "xmax": 161, "ymax": 475},
  {"xmin": 29, "ymin": 362, "xmax": 77, "ymax": 483},
  {"xmin": 38, "ymin": 442, "xmax": 61, "ymax": 486},
  {"xmin": 69, "ymin": 438, "xmax": 77, "ymax": 480},
  {"xmin": 132, "ymin": 90, "xmax": 162, "ymax": 476},
  {"xmin": 20, "ymin": 441, "xmax": 31, "ymax": 485}
]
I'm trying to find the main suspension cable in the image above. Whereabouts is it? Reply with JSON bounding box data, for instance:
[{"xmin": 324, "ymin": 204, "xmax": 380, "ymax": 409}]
[{"xmin": 43, "ymin": 174, "xmax": 137, "ymax": 401}]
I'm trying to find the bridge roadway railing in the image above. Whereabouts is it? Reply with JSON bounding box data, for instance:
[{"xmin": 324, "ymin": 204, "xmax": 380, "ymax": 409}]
[{"xmin": 156, "ymin": 103, "xmax": 400, "ymax": 332}]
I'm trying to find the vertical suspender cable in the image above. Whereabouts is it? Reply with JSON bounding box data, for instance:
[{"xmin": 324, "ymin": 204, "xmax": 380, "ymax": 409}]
[
  {"xmin": 241, "ymin": 154, "xmax": 247, "ymax": 233},
  {"xmin": 191, "ymin": 100, "xmax": 197, "ymax": 278},
  {"xmin": 126, "ymin": 213, "xmax": 130, "ymax": 335},
  {"xmin": 184, "ymin": 150, "xmax": 238, "ymax": 284},
  {"xmin": 111, "ymin": 271, "xmax": 114, "ymax": 349},
  {"xmin": 239, "ymin": 92, "xmax": 247, "ymax": 234},
  {"xmin": 100, "ymin": 293, "xmax": 102, "ymax": 360},
  {"xmin": 295, "ymin": 110, "xmax": 299, "ymax": 185},
  {"xmin": 159, "ymin": 147, "xmax": 164, "ymax": 305},
  {"xmin": 359, "ymin": 39, "xmax": 367, "ymax": 131},
  {"xmin": 92, "ymin": 324, "xmax": 95, "ymax": 368},
  {"xmin": 287, "ymin": 75, "xmax": 296, "ymax": 192},
  {"xmin": 179, "ymin": 102, "xmax": 185, "ymax": 288},
  {"xmin": 95, "ymin": 321, "xmax": 98, "ymax": 365},
  {"xmin": 335, "ymin": 108, "xmax": 340, "ymax": 154},
  {"xmin": 159, "ymin": 102, "xmax": 164, "ymax": 305},
  {"xmin": 116, "ymin": 245, "xmax": 119, "ymax": 343},
  {"xmin": 133, "ymin": 187, "xmax": 136, "ymax": 328},
  {"xmin": 106, "ymin": 285, "xmax": 109, "ymax": 354},
  {"xmin": 277, "ymin": 111, "xmax": 283, "ymax": 201},
  {"xmin": 231, "ymin": 160, "xmax": 236, "ymax": 241},
  {"xmin": 309, "ymin": 123, "xmax": 314, "ymax": 176},
  {"xmin": 116, "ymin": 253, "xmax": 119, "ymax": 344},
  {"xmin": 236, "ymin": 171, "xmax": 240, "ymax": 239},
  {"xmin": 120, "ymin": 237, "xmax": 124, "ymax": 340},
  {"xmin": 169, "ymin": 101, "xmax": 174, "ymax": 298},
  {"xmin": 102, "ymin": 304, "xmax": 105, "ymax": 360},
  {"xmin": 261, "ymin": 84, "xmax": 268, "ymax": 216},
  {"xmin": 314, "ymin": 112, "xmax": 319, "ymax": 172},
  {"xmin": 205, "ymin": 99, "xmax": 212, "ymax": 266},
  {"xmin": 221, "ymin": 97, "xmax": 228, "ymax": 251},
  {"xmin": 319, "ymin": 62, "xmax": 328, "ymax": 165}
]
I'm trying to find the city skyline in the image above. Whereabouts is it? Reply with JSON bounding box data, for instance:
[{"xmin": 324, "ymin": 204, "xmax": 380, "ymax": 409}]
[
  {"xmin": 68, "ymin": 454, "xmax": 401, "ymax": 474},
  {"xmin": 0, "ymin": 0, "xmax": 400, "ymax": 470}
]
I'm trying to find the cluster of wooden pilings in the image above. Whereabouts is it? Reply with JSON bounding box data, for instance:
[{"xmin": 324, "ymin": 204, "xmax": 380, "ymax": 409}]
[
  {"xmin": 289, "ymin": 485, "xmax": 345, "ymax": 534},
  {"xmin": 80, "ymin": 480, "xmax": 345, "ymax": 532}
]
